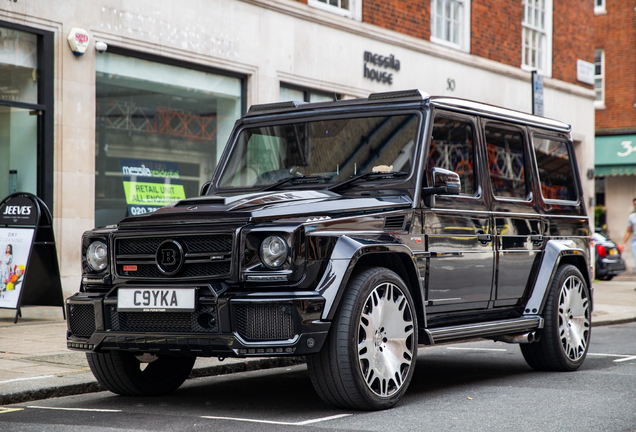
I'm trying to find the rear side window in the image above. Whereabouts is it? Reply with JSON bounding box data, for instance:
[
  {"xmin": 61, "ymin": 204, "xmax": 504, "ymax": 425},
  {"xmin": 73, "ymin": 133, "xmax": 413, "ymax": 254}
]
[
  {"xmin": 485, "ymin": 125, "xmax": 528, "ymax": 199},
  {"xmin": 532, "ymin": 135, "xmax": 577, "ymax": 201},
  {"xmin": 429, "ymin": 116, "xmax": 476, "ymax": 195}
]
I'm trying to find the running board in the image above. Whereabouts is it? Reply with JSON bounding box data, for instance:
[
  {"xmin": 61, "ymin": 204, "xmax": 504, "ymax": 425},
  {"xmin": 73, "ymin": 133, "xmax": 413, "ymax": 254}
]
[{"xmin": 423, "ymin": 316, "xmax": 544, "ymax": 345}]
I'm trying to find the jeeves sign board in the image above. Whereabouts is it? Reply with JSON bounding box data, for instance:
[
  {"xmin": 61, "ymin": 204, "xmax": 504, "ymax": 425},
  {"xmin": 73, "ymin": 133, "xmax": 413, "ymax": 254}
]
[{"xmin": 0, "ymin": 193, "xmax": 65, "ymax": 323}]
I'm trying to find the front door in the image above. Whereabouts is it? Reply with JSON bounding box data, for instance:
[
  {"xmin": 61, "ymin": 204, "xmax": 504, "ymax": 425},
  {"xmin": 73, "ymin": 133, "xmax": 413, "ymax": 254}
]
[{"xmin": 422, "ymin": 112, "xmax": 494, "ymax": 314}]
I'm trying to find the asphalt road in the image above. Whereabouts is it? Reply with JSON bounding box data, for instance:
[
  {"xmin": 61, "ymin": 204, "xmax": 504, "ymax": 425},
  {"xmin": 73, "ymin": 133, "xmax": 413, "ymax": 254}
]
[{"xmin": 1, "ymin": 322, "xmax": 635, "ymax": 432}]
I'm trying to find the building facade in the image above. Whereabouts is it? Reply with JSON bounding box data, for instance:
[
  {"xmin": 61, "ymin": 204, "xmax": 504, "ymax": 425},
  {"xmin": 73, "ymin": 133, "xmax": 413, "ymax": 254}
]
[
  {"xmin": 593, "ymin": 0, "xmax": 636, "ymax": 270},
  {"xmin": 0, "ymin": 0, "xmax": 594, "ymax": 298}
]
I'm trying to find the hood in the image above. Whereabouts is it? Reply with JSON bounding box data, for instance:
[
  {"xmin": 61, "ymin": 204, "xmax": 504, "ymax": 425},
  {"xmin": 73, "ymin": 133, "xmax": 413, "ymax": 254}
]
[{"xmin": 117, "ymin": 190, "xmax": 412, "ymax": 227}]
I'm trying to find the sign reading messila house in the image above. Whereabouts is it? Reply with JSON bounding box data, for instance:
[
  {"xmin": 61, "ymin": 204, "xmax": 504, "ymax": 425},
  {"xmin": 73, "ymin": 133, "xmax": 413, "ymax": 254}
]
[{"xmin": 363, "ymin": 51, "xmax": 400, "ymax": 85}]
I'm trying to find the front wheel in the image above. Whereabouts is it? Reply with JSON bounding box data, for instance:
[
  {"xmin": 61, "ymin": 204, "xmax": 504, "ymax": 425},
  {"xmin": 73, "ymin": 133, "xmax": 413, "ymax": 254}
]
[
  {"xmin": 87, "ymin": 351, "xmax": 195, "ymax": 396},
  {"xmin": 307, "ymin": 267, "xmax": 418, "ymax": 410},
  {"xmin": 521, "ymin": 264, "xmax": 591, "ymax": 371}
]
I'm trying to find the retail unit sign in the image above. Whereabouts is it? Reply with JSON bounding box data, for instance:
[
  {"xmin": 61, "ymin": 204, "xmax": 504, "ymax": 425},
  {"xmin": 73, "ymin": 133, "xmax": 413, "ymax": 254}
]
[
  {"xmin": 119, "ymin": 158, "xmax": 186, "ymax": 216},
  {"xmin": 363, "ymin": 51, "xmax": 400, "ymax": 85}
]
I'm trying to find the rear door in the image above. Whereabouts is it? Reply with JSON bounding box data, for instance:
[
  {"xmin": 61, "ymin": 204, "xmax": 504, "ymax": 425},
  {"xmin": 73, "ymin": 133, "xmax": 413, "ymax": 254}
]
[
  {"xmin": 482, "ymin": 121, "xmax": 545, "ymax": 307},
  {"xmin": 422, "ymin": 110, "xmax": 494, "ymax": 313}
]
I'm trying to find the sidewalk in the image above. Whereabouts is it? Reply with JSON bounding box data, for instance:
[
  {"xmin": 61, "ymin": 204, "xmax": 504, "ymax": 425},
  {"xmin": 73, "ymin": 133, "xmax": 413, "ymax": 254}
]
[{"xmin": 1, "ymin": 277, "xmax": 634, "ymax": 406}]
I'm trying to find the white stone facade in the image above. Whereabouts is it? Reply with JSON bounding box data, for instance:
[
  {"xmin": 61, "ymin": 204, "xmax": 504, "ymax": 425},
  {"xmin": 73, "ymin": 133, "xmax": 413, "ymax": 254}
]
[{"xmin": 0, "ymin": 0, "xmax": 595, "ymax": 297}]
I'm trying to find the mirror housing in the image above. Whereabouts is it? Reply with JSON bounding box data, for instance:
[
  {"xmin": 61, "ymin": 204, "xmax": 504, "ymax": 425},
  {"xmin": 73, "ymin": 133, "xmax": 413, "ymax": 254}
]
[
  {"xmin": 422, "ymin": 168, "xmax": 461, "ymax": 206},
  {"xmin": 200, "ymin": 181, "xmax": 212, "ymax": 196}
]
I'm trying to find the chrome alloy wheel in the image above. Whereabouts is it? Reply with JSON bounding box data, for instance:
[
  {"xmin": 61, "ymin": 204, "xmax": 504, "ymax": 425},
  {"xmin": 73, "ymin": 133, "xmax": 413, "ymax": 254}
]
[
  {"xmin": 357, "ymin": 282, "xmax": 415, "ymax": 398},
  {"xmin": 558, "ymin": 275, "xmax": 590, "ymax": 361}
]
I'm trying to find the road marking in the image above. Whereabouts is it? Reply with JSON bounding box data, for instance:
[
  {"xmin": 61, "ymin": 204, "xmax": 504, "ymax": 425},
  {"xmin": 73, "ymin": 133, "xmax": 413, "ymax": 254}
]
[
  {"xmin": 446, "ymin": 347, "xmax": 508, "ymax": 352},
  {"xmin": 0, "ymin": 408, "xmax": 24, "ymax": 414},
  {"xmin": 0, "ymin": 375, "xmax": 54, "ymax": 385},
  {"xmin": 201, "ymin": 413, "xmax": 351, "ymax": 426},
  {"xmin": 613, "ymin": 356, "xmax": 636, "ymax": 363},
  {"xmin": 28, "ymin": 406, "xmax": 122, "ymax": 413},
  {"xmin": 587, "ymin": 353, "xmax": 636, "ymax": 362}
]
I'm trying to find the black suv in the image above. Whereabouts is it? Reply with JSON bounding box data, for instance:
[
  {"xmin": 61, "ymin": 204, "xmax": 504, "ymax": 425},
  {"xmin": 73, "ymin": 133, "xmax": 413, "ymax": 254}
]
[{"xmin": 67, "ymin": 90, "xmax": 592, "ymax": 410}]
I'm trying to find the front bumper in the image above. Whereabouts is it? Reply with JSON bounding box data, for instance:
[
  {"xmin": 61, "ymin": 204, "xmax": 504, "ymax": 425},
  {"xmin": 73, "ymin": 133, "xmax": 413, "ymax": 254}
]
[
  {"xmin": 596, "ymin": 258, "xmax": 626, "ymax": 277},
  {"xmin": 66, "ymin": 290, "xmax": 329, "ymax": 357}
]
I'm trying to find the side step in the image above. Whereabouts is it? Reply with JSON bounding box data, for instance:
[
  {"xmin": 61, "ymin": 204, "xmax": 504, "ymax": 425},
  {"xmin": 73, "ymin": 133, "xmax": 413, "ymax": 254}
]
[{"xmin": 423, "ymin": 316, "xmax": 544, "ymax": 345}]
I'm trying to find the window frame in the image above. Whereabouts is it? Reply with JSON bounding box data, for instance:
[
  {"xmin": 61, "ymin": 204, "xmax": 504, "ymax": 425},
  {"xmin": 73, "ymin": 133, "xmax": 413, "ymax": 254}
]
[
  {"xmin": 430, "ymin": 0, "xmax": 471, "ymax": 53},
  {"xmin": 594, "ymin": 0, "xmax": 606, "ymax": 15},
  {"xmin": 307, "ymin": 0, "xmax": 362, "ymax": 21},
  {"xmin": 279, "ymin": 83, "xmax": 337, "ymax": 103},
  {"xmin": 530, "ymin": 131, "xmax": 579, "ymax": 204},
  {"xmin": 482, "ymin": 121, "xmax": 532, "ymax": 202},
  {"xmin": 521, "ymin": 0, "xmax": 553, "ymax": 77},
  {"xmin": 427, "ymin": 110, "xmax": 481, "ymax": 197},
  {"xmin": 0, "ymin": 20, "xmax": 54, "ymax": 209},
  {"xmin": 594, "ymin": 48, "xmax": 605, "ymax": 109}
]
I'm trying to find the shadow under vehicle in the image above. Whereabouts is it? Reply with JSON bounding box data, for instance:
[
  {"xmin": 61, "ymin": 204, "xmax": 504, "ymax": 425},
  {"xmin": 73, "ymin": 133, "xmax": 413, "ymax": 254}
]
[{"xmin": 67, "ymin": 89, "xmax": 592, "ymax": 410}]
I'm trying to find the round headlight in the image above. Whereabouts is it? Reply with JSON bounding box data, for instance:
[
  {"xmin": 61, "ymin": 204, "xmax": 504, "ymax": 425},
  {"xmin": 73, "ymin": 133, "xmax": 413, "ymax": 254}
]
[
  {"xmin": 259, "ymin": 236, "xmax": 288, "ymax": 269},
  {"xmin": 86, "ymin": 241, "xmax": 108, "ymax": 271}
]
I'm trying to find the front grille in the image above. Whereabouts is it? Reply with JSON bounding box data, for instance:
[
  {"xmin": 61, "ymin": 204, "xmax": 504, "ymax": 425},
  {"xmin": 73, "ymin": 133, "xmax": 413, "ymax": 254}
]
[
  {"xmin": 69, "ymin": 304, "xmax": 95, "ymax": 338},
  {"xmin": 235, "ymin": 304, "xmax": 295, "ymax": 341},
  {"xmin": 108, "ymin": 305, "xmax": 218, "ymax": 333},
  {"xmin": 114, "ymin": 233, "xmax": 233, "ymax": 280}
]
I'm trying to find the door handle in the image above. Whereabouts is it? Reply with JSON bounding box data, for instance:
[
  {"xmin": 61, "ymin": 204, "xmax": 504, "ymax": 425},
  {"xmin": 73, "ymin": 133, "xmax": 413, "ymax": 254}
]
[
  {"xmin": 530, "ymin": 234, "xmax": 544, "ymax": 243},
  {"xmin": 477, "ymin": 233, "xmax": 492, "ymax": 243}
]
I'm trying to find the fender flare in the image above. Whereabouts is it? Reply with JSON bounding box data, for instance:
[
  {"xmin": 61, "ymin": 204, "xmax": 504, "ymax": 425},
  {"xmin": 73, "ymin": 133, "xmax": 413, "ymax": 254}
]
[
  {"xmin": 313, "ymin": 236, "xmax": 424, "ymax": 322},
  {"xmin": 523, "ymin": 239, "xmax": 592, "ymax": 316}
]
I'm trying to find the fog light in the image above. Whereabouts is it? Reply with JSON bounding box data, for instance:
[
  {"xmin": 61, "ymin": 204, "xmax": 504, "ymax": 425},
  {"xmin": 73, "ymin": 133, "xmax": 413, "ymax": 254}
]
[{"xmin": 306, "ymin": 338, "xmax": 315, "ymax": 348}]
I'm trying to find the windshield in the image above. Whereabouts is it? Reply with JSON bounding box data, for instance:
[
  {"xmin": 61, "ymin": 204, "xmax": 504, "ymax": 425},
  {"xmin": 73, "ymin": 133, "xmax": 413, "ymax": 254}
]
[{"xmin": 217, "ymin": 114, "xmax": 420, "ymax": 190}]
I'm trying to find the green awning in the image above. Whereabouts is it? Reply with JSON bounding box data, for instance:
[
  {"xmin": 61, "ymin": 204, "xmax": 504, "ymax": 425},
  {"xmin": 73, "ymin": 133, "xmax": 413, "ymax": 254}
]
[{"xmin": 595, "ymin": 134, "xmax": 636, "ymax": 177}]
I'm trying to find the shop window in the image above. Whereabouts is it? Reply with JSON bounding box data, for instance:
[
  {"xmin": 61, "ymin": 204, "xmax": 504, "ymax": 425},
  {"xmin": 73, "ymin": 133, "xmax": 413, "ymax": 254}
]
[
  {"xmin": 280, "ymin": 84, "xmax": 336, "ymax": 103},
  {"xmin": 522, "ymin": 0, "xmax": 553, "ymax": 76},
  {"xmin": 595, "ymin": 49, "xmax": 604, "ymax": 107},
  {"xmin": 532, "ymin": 135, "xmax": 577, "ymax": 202},
  {"xmin": 0, "ymin": 23, "xmax": 53, "ymax": 205},
  {"xmin": 430, "ymin": 0, "xmax": 471, "ymax": 52},
  {"xmin": 485, "ymin": 125, "xmax": 528, "ymax": 199},
  {"xmin": 308, "ymin": 0, "xmax": 362, "ymax": 21},
  {"xmin": 95, "ymin": 51, "xmax": 243, "ymax": 227},
  {"xmin": 428, "ymin": 115, "xmax": 476, "ymax": 195}
]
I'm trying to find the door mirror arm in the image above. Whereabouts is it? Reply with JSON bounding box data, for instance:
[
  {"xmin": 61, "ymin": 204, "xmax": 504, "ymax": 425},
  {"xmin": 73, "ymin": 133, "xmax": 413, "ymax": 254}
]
[{"xmin": 422, "ymin": 168, "xmax": 461, "ymax": 206}]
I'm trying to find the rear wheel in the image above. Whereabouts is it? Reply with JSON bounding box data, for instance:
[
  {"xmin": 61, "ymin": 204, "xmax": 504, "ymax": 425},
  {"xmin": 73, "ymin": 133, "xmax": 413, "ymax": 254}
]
[
  {"xmin": 87, "ymin": 351, "xmax": 195, "ymax": 396},
  {"xmin": 307, "ymin": 267, "xmax": 417, "ymax": 410},
  {"xmin": 521, "ymin": 264, "xmax": 591, "ymax": 371}
]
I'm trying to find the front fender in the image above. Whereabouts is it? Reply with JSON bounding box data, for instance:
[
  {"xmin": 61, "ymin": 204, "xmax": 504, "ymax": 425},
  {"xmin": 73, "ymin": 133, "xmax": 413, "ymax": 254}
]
[
  {"xmin": 313, "ymin": 236, "xmax": 423, "ymax": 321},
  {"xmin": 523, "ymin": 239, "xmax": 591, "ymax": 316}
]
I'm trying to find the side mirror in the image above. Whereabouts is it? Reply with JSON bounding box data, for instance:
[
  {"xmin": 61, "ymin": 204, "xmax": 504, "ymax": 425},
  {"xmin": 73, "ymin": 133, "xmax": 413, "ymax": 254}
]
[
  {"xmin": 422, "ymin": 168, "xmax": 461, "ymax": 206},
  {"xmin": 200, "ymin": 181, "xmax": 211, "ymax": 196}
]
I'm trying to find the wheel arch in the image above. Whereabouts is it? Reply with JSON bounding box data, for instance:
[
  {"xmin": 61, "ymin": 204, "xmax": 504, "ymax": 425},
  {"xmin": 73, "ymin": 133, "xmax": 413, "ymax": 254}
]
[{"xmin": 525, "ymin": 239, "xmax": 592, "ymax": 316}]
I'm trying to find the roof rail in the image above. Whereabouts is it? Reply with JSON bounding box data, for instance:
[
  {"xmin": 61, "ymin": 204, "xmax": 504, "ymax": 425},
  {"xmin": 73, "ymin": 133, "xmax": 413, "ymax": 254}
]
[
  {"xmin": 247, "ymin": 100, "xmax": 307, "ymax": 114},
  {"xmin": 367, "ymin": 89, "xmax": 430, "ymax": 101}
]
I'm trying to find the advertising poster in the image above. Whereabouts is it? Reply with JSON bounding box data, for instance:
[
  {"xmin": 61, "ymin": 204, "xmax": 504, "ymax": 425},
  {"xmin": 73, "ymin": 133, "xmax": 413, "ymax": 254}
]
[
  {"xmin": 0, "ymin": 228, "xmax": 34, "ymax": 309},
  {"xmin": 118, "ymin": 158, "xmax": 186, "ymax": 216}
]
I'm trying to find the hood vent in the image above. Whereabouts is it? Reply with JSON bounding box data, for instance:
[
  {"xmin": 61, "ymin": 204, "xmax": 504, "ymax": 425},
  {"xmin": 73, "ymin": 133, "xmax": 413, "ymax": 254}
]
[{"xmin": 384, "ymin": 215, "xmax": 406, "ymax": 231}]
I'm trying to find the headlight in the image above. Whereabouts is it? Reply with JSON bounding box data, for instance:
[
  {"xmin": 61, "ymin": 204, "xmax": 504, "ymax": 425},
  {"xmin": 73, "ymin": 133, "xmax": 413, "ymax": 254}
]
[
  {"xmin": 86, "ymin": 241, "xmax": 108, "ymax": 271},
  {"xmin": 259, "ymin": 235, "xmax": 288, "ymax": 269}
]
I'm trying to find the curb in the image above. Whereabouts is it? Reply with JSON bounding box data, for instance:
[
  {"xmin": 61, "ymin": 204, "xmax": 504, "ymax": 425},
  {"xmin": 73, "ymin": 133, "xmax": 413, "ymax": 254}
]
[{"xmin": 0, "ymin": 356, "xmax": 306, "ymax": 406}]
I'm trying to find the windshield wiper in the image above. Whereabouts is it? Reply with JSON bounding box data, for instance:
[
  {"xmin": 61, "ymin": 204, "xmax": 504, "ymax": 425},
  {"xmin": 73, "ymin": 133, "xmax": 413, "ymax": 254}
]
[
  {"xmin": 327, "ymin": 171, "xmax": 409, "ymax": 193},
  {"xmin": 259, "ymin": 175, "xmax": 331, "ymax": 192}
]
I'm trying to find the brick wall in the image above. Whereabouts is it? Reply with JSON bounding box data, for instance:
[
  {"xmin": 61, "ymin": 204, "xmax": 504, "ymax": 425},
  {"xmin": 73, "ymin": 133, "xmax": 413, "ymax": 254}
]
[
  {"xmin": 595, "ymin": 0, "xmax": 636, "ymax": 132},
  {"xmin": 553, "ymin": 0, "xmax": 594, "ymax": 86},
  {"xmin": 363, "ymin": 0, "xmax": 430, "ymax": 40},
  {"xmin": 471, "ymin": 0, "xmax": 522, "ymax": 69}
]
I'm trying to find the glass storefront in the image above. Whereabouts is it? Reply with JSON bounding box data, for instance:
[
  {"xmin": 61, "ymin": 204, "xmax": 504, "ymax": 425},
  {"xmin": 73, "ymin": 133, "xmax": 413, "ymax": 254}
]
[
  {"xmin": 0, "ymin": 25, "xmax": 42, "ymax": 200},
  {"xmin": 280, "ymin": 84, "xmax": 334, "ymax": 103},
  {"xmin": 95, "ymin": 52, "xmax": 243, "ymax": 227}
]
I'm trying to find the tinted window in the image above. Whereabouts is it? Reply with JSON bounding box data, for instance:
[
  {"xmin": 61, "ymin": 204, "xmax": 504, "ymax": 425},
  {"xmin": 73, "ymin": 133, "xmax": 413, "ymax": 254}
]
[
  {"xmin": 533, "ymin": 136, "xmax": 577, "ymax": 201},
  {"xmin": 485, "ymin": 125, "xmax": 527, "ymax": 199},
  {"xmin": 428, "ymin": 116, "xmax": 476, "ymax": 195}
]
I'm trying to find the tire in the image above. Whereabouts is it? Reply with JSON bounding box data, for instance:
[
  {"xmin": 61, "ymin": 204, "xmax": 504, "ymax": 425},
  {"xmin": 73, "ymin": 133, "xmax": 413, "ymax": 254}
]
[
  {"xmin": 521, "ymin": 264, "xmax": 591, "ymax": 371},
  {"xmin": 87, "ymin": 351, "xmax": 196, "ymax": 396},
  {"xmin": 307, "ymin": 267, "xmax": 418, "ymax": 410}
]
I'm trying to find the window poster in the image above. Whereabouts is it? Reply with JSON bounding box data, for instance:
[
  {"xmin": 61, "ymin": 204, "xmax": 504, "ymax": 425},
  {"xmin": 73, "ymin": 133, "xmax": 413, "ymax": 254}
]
[
  {"xmin": 0, "ymin": 228, "xmax": 34, "ymax": 309},
  {"xmin": 118, "ymin": 158, "xmax": 187, "ymax": 216}
]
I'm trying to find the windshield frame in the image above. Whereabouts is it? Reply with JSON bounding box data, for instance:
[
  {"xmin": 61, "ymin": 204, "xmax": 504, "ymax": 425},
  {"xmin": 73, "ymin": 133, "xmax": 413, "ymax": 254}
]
[{"xmin": 209, "ymin": 107, "xmax": 425, "ymax": 196}]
